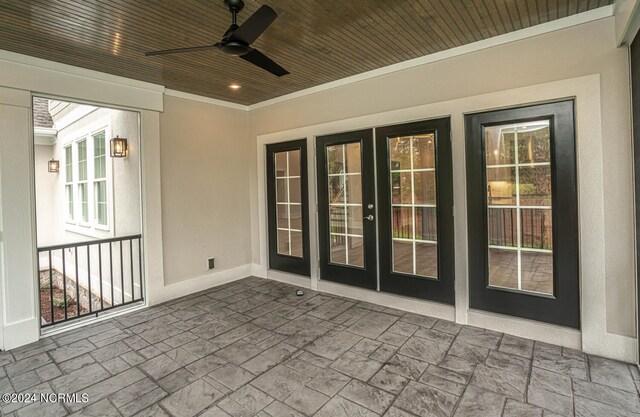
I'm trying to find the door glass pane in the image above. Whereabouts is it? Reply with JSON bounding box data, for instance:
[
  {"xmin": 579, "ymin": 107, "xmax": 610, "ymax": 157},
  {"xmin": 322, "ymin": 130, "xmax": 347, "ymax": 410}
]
[
  {"xmin": 288, "ymin": 150, "xmax": 301, "ymax": 176},
  {"xmin": 521, "ymin": 251, "xmax": 553, "ymax": 294},
  {"xmin": 326, "ymin": 143, "xmax": 364, "ymax": 268},
  {"xmin": 290, "ymin": 231, "xmax": 303, "ymax": 257},
  {"xmin": 517, "ymin": 124, "xmax": 551, "ymax": 163},
  {"xmin": 413, "ymin": 171, "xmax": 436, "ymax": 205},
  {"xmin": 275, "ymin": 153, "xmax": 287, "ymax": 177},
  {"xmin": 276, "ymin": 179, "xmax": 288, "ymax": 203},
  {"xmin": 486, "ymin": 120, "xmax": 553, "ymax": 296},
  {"xmin": 290, "ymin": 205, "xmax": 302, "ymax": 230},
  {"xmin": 274, "ymin": 149, "xmax": 303, "ymax": 258},
  {"xmin": 389, "ymin": 134, "xmax": 438, "ymax": 278},
  {"xmin": 289, "ymin": 178, "xmax": 301, "ymax": 203},
  {"xmin": 487, "ymin": 167, "xmax": 516, "ymax": 205},
  {"xmin": 347, "ymin": 206, "xmax": 363, "ymax": 235},
  {"xmin": 392, "ymin": 240, "xmax": 413, "ymax": 275},
  {"xmin": 519, "ymin": 166, "xmax": 551, "ymax": 206},
  {"xmin": 277, "ymin": 204, "xmax": 288, "ymax": 228},
  {"xmin": 391, "ymin": 172, "xmax": 412, "ymax": 204}
]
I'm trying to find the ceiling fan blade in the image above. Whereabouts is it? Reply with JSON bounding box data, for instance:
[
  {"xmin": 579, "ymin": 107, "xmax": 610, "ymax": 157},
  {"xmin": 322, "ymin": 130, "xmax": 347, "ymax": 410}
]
[
  {"xmin": 145, "ymin": 43, "xmax": 221, "ymax": 56},
  {"xmin": 229, "ymin": 5, "xmax": 277, "ymax": 45},
  {"xmin": 240, "ymin": 48, "xmax": 289, "ymax": 77}
]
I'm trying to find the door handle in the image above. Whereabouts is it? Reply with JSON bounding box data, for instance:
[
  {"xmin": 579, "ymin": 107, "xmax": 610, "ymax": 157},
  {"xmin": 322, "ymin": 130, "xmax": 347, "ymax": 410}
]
[{"xmin": 363, "ymin": 215, "xmax": 374, "ymax": 221}]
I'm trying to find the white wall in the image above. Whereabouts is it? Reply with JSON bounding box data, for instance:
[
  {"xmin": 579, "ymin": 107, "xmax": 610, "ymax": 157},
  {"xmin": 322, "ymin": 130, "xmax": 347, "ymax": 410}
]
[
  {"xmin": 248, "ymin": 16, "xmax": 637, "ymax": 362},
  {"xmin": 34, "ymin": 144, "xmax": 56, "ymax": 244},
  {"xmin": 159, "ymin": 96, "xmax": 252, "ymax": 285}
]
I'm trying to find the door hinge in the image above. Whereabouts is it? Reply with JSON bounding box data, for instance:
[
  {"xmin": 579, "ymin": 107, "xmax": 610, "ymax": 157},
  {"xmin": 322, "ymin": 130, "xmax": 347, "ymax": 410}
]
[{"xmin": 452, "ymin": 205, "xmax": 455, "ymax": 217}]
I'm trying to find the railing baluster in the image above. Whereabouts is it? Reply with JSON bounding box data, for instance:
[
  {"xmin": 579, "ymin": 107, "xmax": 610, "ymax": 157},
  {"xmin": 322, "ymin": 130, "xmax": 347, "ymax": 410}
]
[
  {"xmin": 130, "ymin": 239, "xmax": 134, "ymax": 302},
  {"xmin": 120, "ymin": 240, "xmax": 125, "ymax": 305},
  {"xmin": 38, "ymin": 234, "xmax": 143, "ymax": 328},
  {"xmin": 510, "ymin": 209, "xmax": 515, "ymax": 246},
  {"xmin": 87, "ymin": 244, "xmax": 91, "ymax": 314},
  {"xmin": 109, "ymin": 242, "xmax": 114, "ymax": 306},
  {"xmin": 62, "ymin": 249, "xmax": 68, "ymax": 321},
  {"xmin": 138, "ymin": 238, "xmax": 143, "ymax": 301},
  {"xmin": 531, "ymin": 210, "xmax": 535, "ymax": 248},
  {"xmin": 49, "ymin": 250, "xmax": 54, "ymax": 324},
  {"xmin": 74, "ymin": 246, "xmax": 80, "ymax": 317},
  {"xmin": 99, "ymin": 243, "xmax": 104, "ymax": 311}
]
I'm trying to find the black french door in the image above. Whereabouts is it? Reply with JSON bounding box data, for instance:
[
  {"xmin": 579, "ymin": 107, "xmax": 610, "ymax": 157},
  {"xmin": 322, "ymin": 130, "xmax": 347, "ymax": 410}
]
[
  {"xmin": 316, "ymin": 121, "xmax": 455, "ymax": 303},
  {"xmin": 465, "ymin": 100, "xmax": 580, "ymax": 328},
  {"xmin": 266, "ymin": 139, "xmax": 310, "ymax": 276},
  {"xmin": 376, "ymin": 118, "xmax": 455, "ymax": 304},
  {"xmin": 317, "ymin": 130, "xmax": 377, "ymax": 289}
]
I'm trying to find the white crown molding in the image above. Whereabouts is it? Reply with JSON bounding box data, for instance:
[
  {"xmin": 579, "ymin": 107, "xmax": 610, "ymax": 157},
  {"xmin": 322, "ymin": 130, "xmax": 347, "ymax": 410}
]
[
  {"xmin": 164, "ymin": 89, "xmax": 249, "ymax": 111},
  {"xmin": 248, "ymin": 5, "xmax": 614, "ymax": 110},
  {"xmin": 0, "ymin": 50, "xmax": 165, "ymax": 93}
]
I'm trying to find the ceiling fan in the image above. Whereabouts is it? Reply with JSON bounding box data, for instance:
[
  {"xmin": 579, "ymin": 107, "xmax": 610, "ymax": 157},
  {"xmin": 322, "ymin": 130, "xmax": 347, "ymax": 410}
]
[{"xmin": 145, "ymin": 0, "xmax": 289, "ymax": 77}]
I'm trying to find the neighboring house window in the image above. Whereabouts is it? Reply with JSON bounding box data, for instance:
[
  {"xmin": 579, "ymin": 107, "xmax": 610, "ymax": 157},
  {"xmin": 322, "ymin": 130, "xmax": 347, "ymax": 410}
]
[
  {"xmin": 65, "ymin": 145, "xmax": 74, "ymax": 222},
  {"xmin": 93, "ymin": 131, "xmax": 107, "ymax": 226},
  {"xmin": 77, "ymin": 139, "xmax": 89, "ymax": 223},
  {"xmin": 64, "ymin": 128, "xmax": 110, "ymax": 234}
]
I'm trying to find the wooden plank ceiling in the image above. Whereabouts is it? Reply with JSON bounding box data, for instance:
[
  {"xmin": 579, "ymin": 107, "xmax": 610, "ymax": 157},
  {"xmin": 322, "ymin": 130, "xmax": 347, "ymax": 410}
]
[{"xmin": 0, "ymin": 0, "xmax": 612, "ymax": 105}]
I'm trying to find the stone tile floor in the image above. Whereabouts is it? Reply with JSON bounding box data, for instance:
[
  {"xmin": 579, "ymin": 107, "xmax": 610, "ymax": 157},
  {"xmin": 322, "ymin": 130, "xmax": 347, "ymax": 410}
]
[{"xmin": 0, "ymin": 276, "xmax": 639, "ymax": 417}]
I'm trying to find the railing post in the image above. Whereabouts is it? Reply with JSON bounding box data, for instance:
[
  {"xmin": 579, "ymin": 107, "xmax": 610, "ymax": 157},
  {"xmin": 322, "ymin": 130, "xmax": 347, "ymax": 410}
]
[
  {"xmin": 130, "ymin": 238, "xmax": 134, "ymax": 302},
  {"xmin": 49, "ymin": 250, "xmax": 54, "ymax": 324},
  {"xmin": 109, "ymin": 242, "xmax": 114, "ymax": 306},
  {"xmin": 87, "ymin": 244, "xmax": 92, "ymax": 314},
  {"xmin": 99, "ymin": 243, "xmax": 104, "ymax": 311},
  {"xmin": 138, "ymin": 238, "xmax": 143, "ymax": 301},
  {"xmin": 62, "ymin": 249, "xmax": 68, "ymax": 321},
  {"xmin": 120, "ymin": 240, "xmax": 125, "ymax": 305},
  {"xmin": 74, "ymin": 247, "xmax": 80, "ymax": 317}
]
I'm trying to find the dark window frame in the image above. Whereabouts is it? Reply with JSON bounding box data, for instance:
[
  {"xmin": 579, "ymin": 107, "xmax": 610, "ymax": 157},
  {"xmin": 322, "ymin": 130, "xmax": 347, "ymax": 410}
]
[
  {"xmin": 375, "ymin": 117, "xmax": 455, "ymax": 304},
  {"xmin": 266, "ymin": 139, "xmax": 311, "ymax": 277},
  {"xmin": 465, "ymin": 100, "xmax": 580, "ymax": 329}
]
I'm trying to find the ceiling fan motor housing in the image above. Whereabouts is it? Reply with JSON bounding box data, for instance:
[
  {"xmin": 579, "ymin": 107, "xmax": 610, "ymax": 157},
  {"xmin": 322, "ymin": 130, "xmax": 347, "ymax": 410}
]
[{"xmin": 222, "ymin": 41, "xmax": 251, "ymax": 56}]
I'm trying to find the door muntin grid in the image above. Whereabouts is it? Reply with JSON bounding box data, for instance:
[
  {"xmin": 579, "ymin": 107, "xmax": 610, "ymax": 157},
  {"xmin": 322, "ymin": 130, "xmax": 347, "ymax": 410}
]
[
  {"xmin": 275, "ymin": 149, "xmax": 303, "ymax": 258},
  {"xmin": 484, "ymin": 120, "xmax": 554, "ymax": 296},
  {"xmin": 389, "ymin": 134, "xmax": 439, "ymax": 279},
  {"xmin": 326, "ymin": 142, "xmax": 364, "ymax": 268}
]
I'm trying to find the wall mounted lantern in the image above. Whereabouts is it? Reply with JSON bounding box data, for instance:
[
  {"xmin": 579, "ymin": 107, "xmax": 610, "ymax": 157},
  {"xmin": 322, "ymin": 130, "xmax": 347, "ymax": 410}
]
[
  {"xmin": 47, "ymin": 159, "xmax": 60, "ymax": 173},
  {"xmin": 110, "ymin": 136, "xmax": 128, "ymax": 158}
]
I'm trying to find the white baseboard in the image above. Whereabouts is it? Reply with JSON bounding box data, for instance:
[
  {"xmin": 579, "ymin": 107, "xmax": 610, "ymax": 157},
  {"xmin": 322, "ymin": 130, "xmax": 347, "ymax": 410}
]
[
  {"xmin": 3, "ymin": 317, "xmax": 39, "ymax": 350},
  {"xmin": 467, "ymin": 309, "xmax": 582, "ymax": 350},
  {"xmin": 318, "ymin": 281, "xmax": 456, "ymax": 321},
  {"xmin": 148, "ymin": 264, "xmax": 252, "ymax": 305},
  {"xmin": 251, "ymin": 263, "xmax": 267, "ymax": 278},
  {"xmin": 583, "ymin": 331, "xmax": 638, "ymax": 364},
  {"xmin": 266, "ymin": 269, "xmax": 311, "ymax": 287}
]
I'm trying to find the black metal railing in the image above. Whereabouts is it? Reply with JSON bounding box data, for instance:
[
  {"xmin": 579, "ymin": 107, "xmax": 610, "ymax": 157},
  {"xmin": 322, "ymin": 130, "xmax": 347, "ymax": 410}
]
[
  {"xmin": 37, "ymin": 234, "xmax": 144, "ymax": 328},
  {"xmin": 488, "ymin": 208, "xmax": 552, "ymax": 249},
  {"xmin": 392, "ymin": 206, "xmax": 437, "ymax": 241}
]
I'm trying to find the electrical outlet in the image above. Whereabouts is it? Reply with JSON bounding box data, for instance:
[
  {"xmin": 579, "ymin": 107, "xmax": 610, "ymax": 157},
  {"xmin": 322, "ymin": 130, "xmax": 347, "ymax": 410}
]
[{"xmin": 208, "ymin": 258, "xmax": 215, "ymax": 270}]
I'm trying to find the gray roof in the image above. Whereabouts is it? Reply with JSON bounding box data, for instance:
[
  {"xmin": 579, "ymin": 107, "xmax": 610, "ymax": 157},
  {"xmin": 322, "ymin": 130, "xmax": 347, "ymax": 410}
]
[{"xmin": 33, "ymin": 97, "xmax": 54, "ymax": 128}]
